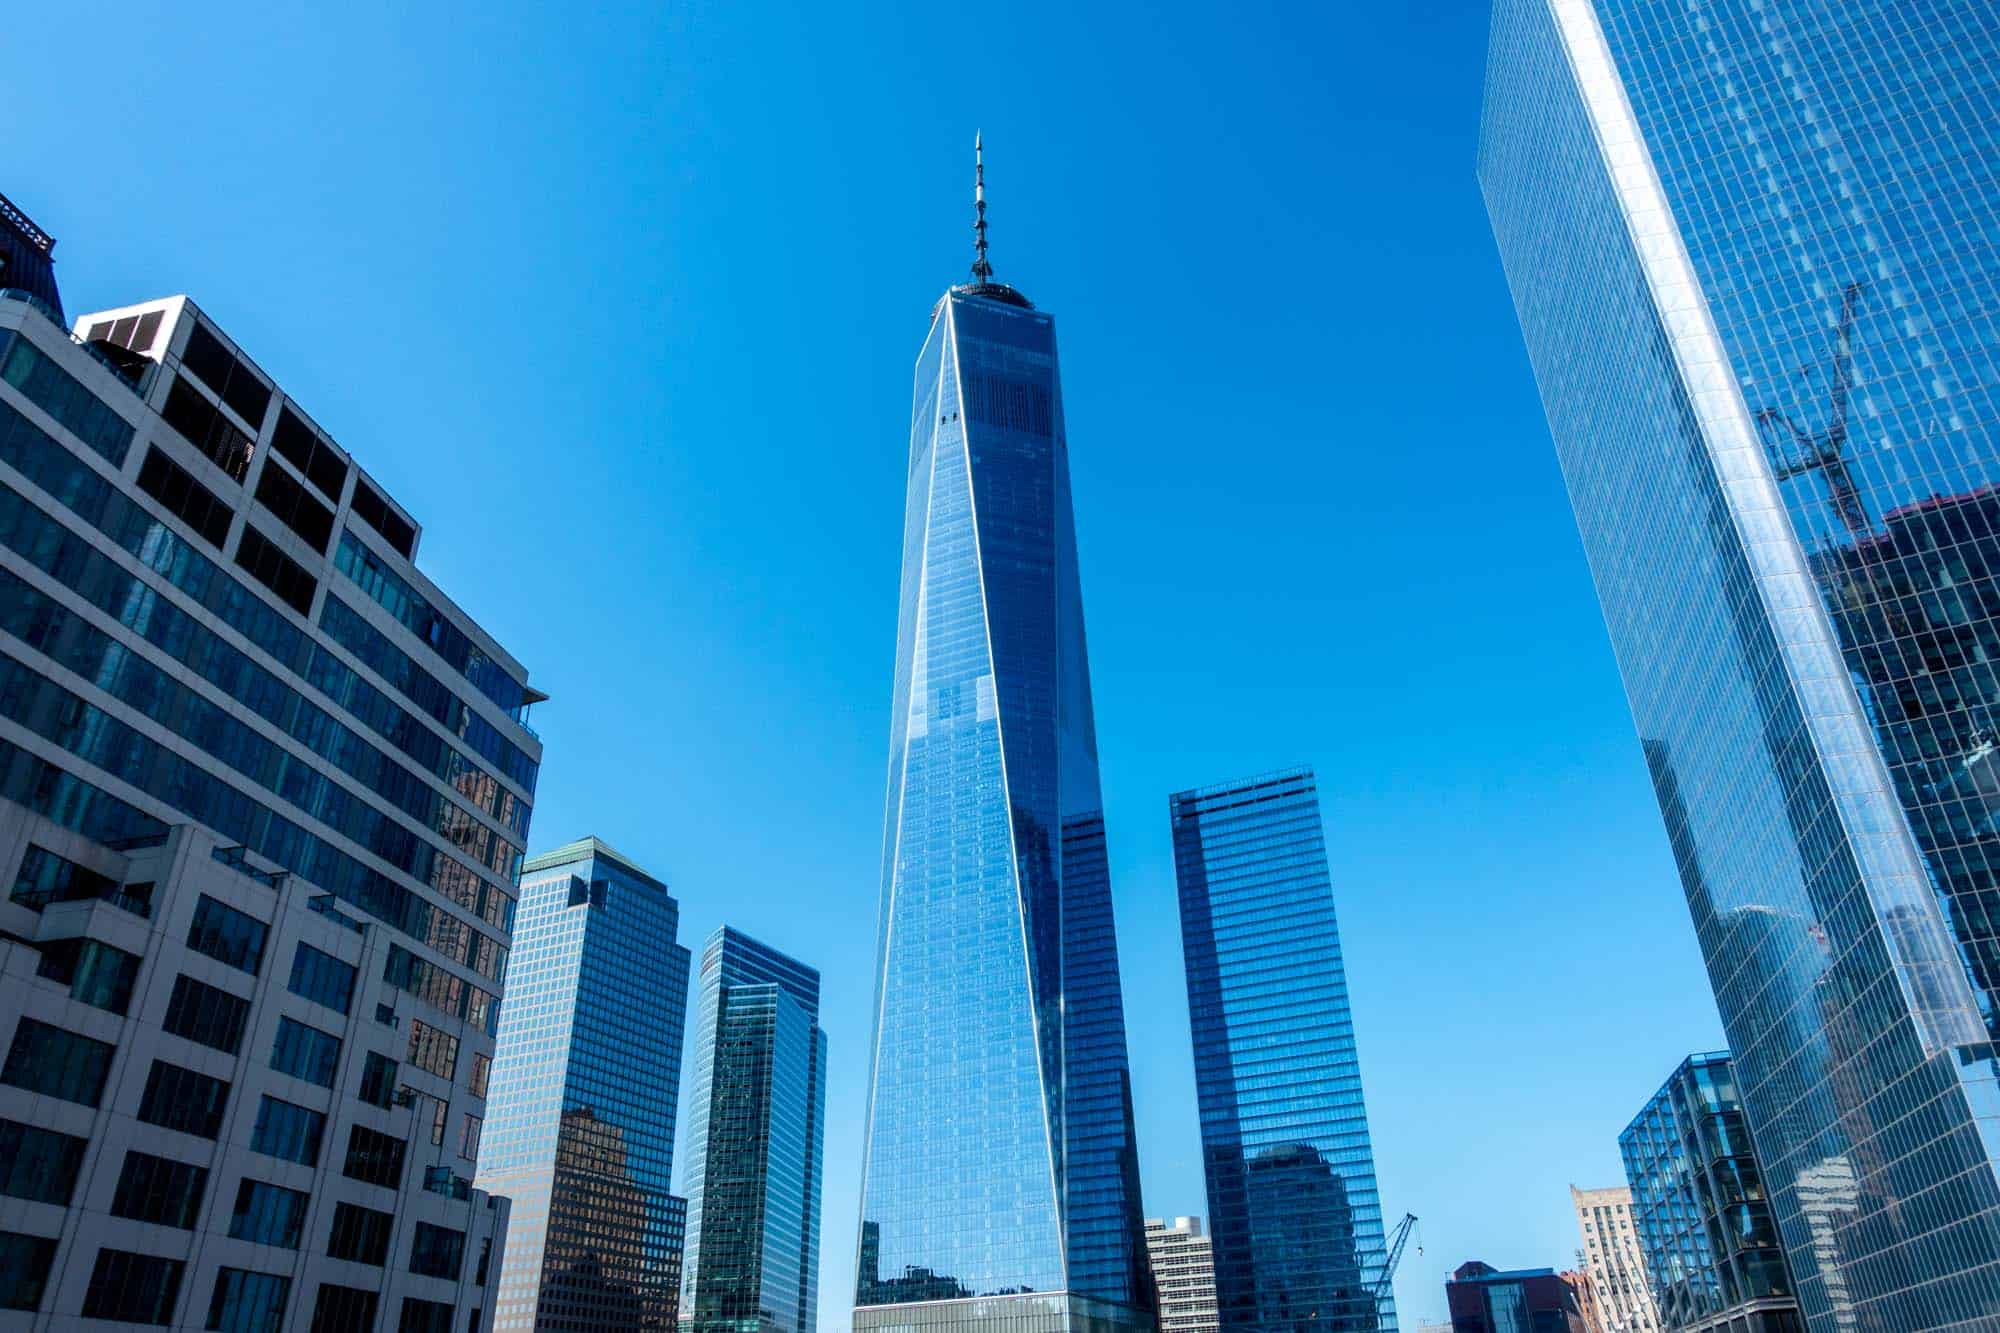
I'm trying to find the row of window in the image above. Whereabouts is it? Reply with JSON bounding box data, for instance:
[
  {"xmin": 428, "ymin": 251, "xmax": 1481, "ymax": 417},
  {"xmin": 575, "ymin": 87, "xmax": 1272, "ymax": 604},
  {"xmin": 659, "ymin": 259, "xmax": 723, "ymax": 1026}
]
[
  {"xmin": 0, "ymin": 329, "xmax": 135, "ymax": 464},
  {"xmin": 160, "ymin": 375, "xmax": 254, "ymax": 483}
]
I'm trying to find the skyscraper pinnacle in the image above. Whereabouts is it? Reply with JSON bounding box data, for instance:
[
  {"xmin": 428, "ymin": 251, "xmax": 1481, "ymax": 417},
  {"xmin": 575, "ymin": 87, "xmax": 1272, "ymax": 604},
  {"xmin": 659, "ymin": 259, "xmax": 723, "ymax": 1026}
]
[{"xmin": 971, "ymin": 131, "xmax": 993, "ymax": 283}]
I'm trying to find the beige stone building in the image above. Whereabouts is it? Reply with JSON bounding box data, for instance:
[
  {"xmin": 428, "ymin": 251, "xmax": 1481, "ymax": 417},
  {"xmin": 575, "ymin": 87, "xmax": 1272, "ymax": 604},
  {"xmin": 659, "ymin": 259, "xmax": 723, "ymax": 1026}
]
[
  {"xmin": 1144, "ymin": 1217, "xmax": 1218, "ymax": 1333},
  {"xmin": 1571, "ymin": 1185, "xmax": 1662, "ymax": 1333}
]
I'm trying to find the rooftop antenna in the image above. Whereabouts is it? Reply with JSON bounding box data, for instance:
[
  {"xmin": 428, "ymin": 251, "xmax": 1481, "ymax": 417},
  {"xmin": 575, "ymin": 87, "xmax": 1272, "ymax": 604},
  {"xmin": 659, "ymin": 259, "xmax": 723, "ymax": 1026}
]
[{"xmin": 972, "ymin": 132, "xmax": 993, "ymax": 284}]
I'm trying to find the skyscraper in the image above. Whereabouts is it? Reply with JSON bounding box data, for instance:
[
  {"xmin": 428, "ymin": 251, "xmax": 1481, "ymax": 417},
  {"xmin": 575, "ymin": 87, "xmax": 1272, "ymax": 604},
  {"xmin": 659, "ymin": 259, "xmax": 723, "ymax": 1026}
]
[
  {"xmin": 679, "ymin": 926, "xmax": 827, "ymax": 1333},
  {"xmin": 1170, "ymin": 768, "xmax": 1394, "ymax": 1333},
  {"xmin": 853, "ymin": 140, "xmax": 1154, "ymax": 1333},
  {"xmin": 0, "ymin": 191, "xmax": 531, "ymax": 1330},
  {"xmin": 1479, "ymin": 1, "xmax": 2000, "ymax": 1326},
  {"xmin": 1145, "ymin": 1218, "xmax": 1220, "ymax": 1333},
  {"xmin": 1567, "ymin": 1186, "xmax": 1660, "ymax": 1333},
  {"xmin": 476, "ymin": 837, "xmax": 692, "ymax": 1331},
  {"xmin": 1619, "ymin": 1054, "xmax": 1802, "ymax": 1333}
]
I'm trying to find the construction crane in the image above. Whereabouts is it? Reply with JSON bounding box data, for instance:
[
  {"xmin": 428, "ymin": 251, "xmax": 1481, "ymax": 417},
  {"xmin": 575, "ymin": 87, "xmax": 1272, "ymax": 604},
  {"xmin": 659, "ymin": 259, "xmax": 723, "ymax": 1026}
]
[
  {"xmin": 1371, "ymin": 1212, "xmax": 1420, "ymax": 1321},
  {"xmin": 1754, "ymin": 281, "xmax": 1870, "ymax": 539}
]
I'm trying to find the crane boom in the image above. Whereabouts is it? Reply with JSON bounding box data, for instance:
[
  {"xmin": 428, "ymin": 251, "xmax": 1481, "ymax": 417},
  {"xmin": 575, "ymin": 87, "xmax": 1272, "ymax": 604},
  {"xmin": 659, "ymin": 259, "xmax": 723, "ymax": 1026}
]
[{"xmin": 1372, "ymin": 1212, "xmax": 1418, "ymax": 1310}]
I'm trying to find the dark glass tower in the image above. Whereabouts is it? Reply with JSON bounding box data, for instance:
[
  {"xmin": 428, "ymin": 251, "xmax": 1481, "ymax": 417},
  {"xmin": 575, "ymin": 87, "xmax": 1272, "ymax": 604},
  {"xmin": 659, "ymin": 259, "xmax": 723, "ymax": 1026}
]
[
  {"xmin": 1170, "ymin": 769, "xmax": 1394, "ymax": 1333},
  {"xmin": 1479, "ymin": 0, "xmax": 2000, "ymax": 1326},
  {"xmin": 853, "ymin": 142, "xmax": 1153, "ymax": 1333},
  {"xmin": 1620, "ymin": 1053, "xmax": 1803, "ymax": 1333},
  {"xmin": 680, "ymin": 927, "xmax": 827, "ymax": 1333}
]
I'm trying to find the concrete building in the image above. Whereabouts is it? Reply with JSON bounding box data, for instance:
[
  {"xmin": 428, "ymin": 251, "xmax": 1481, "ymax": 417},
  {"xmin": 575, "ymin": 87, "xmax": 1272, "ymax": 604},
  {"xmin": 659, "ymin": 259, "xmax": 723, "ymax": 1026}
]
[
  {"xmin": 1144, "ymin": 1218, "xmax": 1219, "ymax": 1333},
  {"xmin": 0, "ymin": 189, "xmax": 537, "ymax": 1328},
  {"xmin": 476, "ymin": 839, "xmax": 692, "ymax": 1332},
  {"xmin": 1445, "ymin": 1262, "xmax": 1588, "ymax": 1333},
  {"xmin": 1571, "ymin": 1187, "xmax": 1661, "ymax": 1333}
]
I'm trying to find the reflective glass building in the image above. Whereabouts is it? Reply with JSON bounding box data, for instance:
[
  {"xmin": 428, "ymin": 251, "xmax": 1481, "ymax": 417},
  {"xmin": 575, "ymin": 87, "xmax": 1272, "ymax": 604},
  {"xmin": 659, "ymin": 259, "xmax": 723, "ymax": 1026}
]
[
  {"xmin": 854, "ymin": 156, "xmax": 1154, "ymax": 1333},
  {"xmin": 679, "ymin": 926, "xmax": 827, "ymax": 1333},
  {"xmin": 1479, "ymin": 1, "xmax": 2000, "ymax": 1327},
  {"xmin": 1620, "ymin": 1053, "xmax": 1802, "ymax": 1333},
  {"xmin": 1170, "ymin": 768, "xmax": 1394, "ymax": 1333},
  {"xmin": 476, "ymin": 837, "xmax": 692, "ymax": 1331}
]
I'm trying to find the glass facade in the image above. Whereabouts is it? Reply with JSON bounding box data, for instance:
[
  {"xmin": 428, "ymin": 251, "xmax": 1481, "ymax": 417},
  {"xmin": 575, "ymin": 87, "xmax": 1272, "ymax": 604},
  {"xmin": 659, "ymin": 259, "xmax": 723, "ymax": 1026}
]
[
  {"xmin": 855, "ymin": 279, "xmax": 1152, "ymax": 1333},
  {"xmin": 1169, "ymin": 768, "xmax": 1394, "ymax": 1333},
  {"xmin": 679, "ymin": 927, "xmax": 827, "ymax": 1333},
  {"xmin": 476, "ymin": 836, "xmax": 692, "ymax": 1331},
  {"xmin": 1478, "ymin": 1, "xmax": 2000, "ymax": 1328},
  {"xmin": 1621, "ymin": 1053, "xmax": 1803, "ymax": 1333}
]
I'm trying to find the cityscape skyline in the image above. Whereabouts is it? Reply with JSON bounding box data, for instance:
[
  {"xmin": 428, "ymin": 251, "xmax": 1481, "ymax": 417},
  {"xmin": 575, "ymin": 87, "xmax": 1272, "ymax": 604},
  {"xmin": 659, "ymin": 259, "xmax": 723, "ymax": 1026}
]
[{"xmin": 19, "ymin": 1, "xmax": 1980, "ymax": 1329}]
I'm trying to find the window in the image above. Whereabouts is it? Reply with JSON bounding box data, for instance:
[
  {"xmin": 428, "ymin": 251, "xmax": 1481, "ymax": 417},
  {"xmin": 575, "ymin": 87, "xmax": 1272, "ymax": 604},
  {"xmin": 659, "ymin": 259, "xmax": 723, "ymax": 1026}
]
[
  {"xmin": 327, "ymin": 1201, "xmax": 394, "ymax": 1266},
  {"xmin": 9, "ymin": 843, "xmax": 120, "ymax": 910},
  {"xmin": 235, "ymin": 524, "xmax": 316, "ymax": 616},
  {"xmin": 406, "ymin": 1019, "xmax": 459, "ymax": 1081},
  {"xmin": 110, "ymin": 1151, "xmax": 210, "ymax": 1229},
  {"xmin": 254, "ymin": 461, "xmax": 335, "ymax": 551},
  {"xmin": 187, "ymin": 895, "xmax": 268, "ymax": 974},
  {"xmin": 180, "ymin": 320, "xmax": 271, "ymax": 430},
  {"xmin": 0, "ymin": 330, "xmax": 135, "ymax": 464},
  {"xmin": 83, "ymin": 307, "xmax": 164, "ymax": 357},
  {"xmin": 0, "ymin": 1120, "xmax": 86, "ymax": 1205},
  {"xmin": 474, "ymin": 1236, "xmax": 492, "ymax": 1285},
  {"xmin": 161, "ymin": 375, "xmax": 254, "ymax": 482},
  {"xmin": 271, "ymin": 1017, "xmax": 341, "ymax": 1087},
  {"xmin": 309, "ymin": 1283, "xmax": 379, "ymax": 1333},
  {"xmin": 35, "ymin": 937, "xmax": 140, "ymax": 1014},
  {"xmin": 407, "ymin": 1222, "xmax": 465, "ymax": 1281},
  {"xmin": 206, "ymin": 1268, "xmax": 289, "ymax": 1333},
  {"xmin": 459, "ymin": 1113, "xmax": 483, "ymax": 1162},
  {"xmin": 81, "ymin": 1249, "xmax": 185, "ymax": 1325},
  {"xmin": 289, "ymin": 943, "xmax": 357, "ymax": 1013},
  {"xmin": 0, "ymin": 1016, "xmax": 113, "ymax": 1106},
  {"xmin": 343, "ymin": 1124, "xmax": 406, "ymax": 1190},
  {"xmin": 162, "ymin": 974, "xmax": 251, "ymax": 1054},
  {"xmin": 0, "ymin": 1231, "xmax": 56, "ymax": 1312},
  {"xmin": 467, "ymin": 1050, "xmax": 491, "ymax": 1099},
  {"xmin": 358, "ymin": 1051, "xmax": 400, "ymax": 1109},
  {"xmin": 249, "ymin": 1095, "xmax": 325, "ymax": 1167},
  {"xmin": 229, "ymin": 1179, "xmax": 309, "ymax": 1249},
  {"xmin": 138, "ymin": 1060, "xmax": 231, "ymax": 1138},
  {"xmin": 137, "ymin": 446, "xmax": 233, "ymax": 548},
  {"xmin": 270, "ymin": 406, "xmax": 349, "ymax": 501},
  {"xmin": 397, "ymin": 1296, "xmax": 454, "ymax": 1333},
  {"xmin": 350, "ymin": 478, "xmax": 416, "ymax": 558}
]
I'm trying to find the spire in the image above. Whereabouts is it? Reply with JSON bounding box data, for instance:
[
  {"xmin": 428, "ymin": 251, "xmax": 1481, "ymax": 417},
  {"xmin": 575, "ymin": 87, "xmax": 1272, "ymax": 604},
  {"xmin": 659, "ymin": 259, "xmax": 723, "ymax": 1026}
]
[{"xmin": 972, "ymin": 131, "xmax": 993, "ymax": 283}]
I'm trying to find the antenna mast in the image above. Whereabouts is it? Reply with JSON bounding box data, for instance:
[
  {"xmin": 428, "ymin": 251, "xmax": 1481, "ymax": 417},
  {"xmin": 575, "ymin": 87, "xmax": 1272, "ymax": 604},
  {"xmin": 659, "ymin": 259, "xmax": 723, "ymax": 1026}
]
[{"xmin": 972, "ymin": 132, "xmax": 993, "ymax": 283}]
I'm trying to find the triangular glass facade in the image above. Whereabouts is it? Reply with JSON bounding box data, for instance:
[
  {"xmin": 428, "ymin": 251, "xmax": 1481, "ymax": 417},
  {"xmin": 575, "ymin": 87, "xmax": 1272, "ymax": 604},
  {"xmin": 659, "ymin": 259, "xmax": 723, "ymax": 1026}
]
[{"xmin": 857, "ymin": 289, "xmax": 1152, "ymax": 1329}]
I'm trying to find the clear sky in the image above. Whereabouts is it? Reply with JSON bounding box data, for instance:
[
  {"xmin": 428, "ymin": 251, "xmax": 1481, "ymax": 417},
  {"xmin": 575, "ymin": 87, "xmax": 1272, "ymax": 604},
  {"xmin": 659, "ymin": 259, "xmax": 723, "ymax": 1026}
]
[{"xmin": 11, "ymin": 2, "xmax": 1728, "ymax": 1325}]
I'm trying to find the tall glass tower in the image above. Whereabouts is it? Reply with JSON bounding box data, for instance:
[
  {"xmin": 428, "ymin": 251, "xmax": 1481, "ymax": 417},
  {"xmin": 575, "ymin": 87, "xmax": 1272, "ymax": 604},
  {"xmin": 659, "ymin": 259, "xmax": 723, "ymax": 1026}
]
[
  {"xmin": 679, "ymin": 927, "xmax": 827, "ymax": 1333},
  {"xmin": 1170, "ymin": 769, "xmax": 1394, "ymax": 1333},
  {"xmin": 1479, "ymin": 2, "xmax": 2000, "ymax": 1327},
  {"xmin": 475, "ymin": 837, "xmax": 692, "ymax": 1331},
  {"xmin": 853, "ymin": 141, "xmax": 1154, "ymax": 1333}
]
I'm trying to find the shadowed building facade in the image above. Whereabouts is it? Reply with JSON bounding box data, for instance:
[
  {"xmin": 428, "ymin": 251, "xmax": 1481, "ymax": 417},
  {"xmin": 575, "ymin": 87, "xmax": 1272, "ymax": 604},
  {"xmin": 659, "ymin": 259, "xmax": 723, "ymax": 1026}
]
[
  {"xmin": 1171, "ymin": 769, "xmax": 1394, "ymax": 1332},
  {"xmin": 679, "ymin": 927, "xmax": 826, "ymax": 1333},
  {"xmin": 1479, "ymin": 0, "xmax": 2000, "ymax": 1326},
  {"xmin": 475, "ymin": 838, "xmax": 691, "ymax": 1331},
  {"xmin": 853, "ymin": 143, "xmax": 1154, "ymax": 1333}
]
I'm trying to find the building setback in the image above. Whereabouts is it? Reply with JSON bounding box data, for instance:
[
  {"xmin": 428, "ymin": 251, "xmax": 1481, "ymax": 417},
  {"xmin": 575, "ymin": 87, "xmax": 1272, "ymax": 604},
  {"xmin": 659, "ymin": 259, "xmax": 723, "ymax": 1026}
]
[
  {"xmin": 0, "ymin": 190, "xmax": 536, "ymax": 1330},
  {"xmin": 475, "ymin": 838, "xmax": 691, "ymax": 1331},
  {"xmin": 1620, "ymin": 1054, "xmax": 1802, "ymax": 1333},
  {"xmin": 1569, "ymin": 1186, "xmax": 1661, "ymax": 1333},
  {"xmin": 678, "ymin": 927, "xmax": 826, "ymax": 1333},
  {"xmin": 852, "ymin": 140, "xmax": 1155, "ymax": 1333},
  {"xmin": 1479, "ymin": 0, "xmax": 2000, "ymax": 1326},
  {"xmin": 1170, "ymin": 767, "xmax": 1395, "ymax": 1333},
  {"xmin": 1145, "ymin": 1217, "xmax": 1220, "ymax": 1333}
]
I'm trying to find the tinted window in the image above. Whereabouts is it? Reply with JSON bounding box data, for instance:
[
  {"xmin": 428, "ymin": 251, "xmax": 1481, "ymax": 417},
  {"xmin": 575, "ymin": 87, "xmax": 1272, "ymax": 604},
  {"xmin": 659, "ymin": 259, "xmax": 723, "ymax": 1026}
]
[
  {"xmin": 206, "ymin": 1267, "xmax": 289, "ymax": 1333},
  {"xmin": 0, "ymin": 1120, "xmax": 86, "ymax": 1205},
  {"xmin": 35, "ymin": 937, "xmax": 139, "ymax": 1015},
  {"xmin": 136, "ymin": 445, "xmax": 233, "ymax": 548},
  {"xmin": 270, "ymin": 407, "xmax": 349, "ymax": 500},
  {"xmin": 270, "ymin": 1017, "xmax": 340, "ymax": 1087},
  {"xmin": 81, "ymin": 1249, "xmax": 185, "ymax": 1325},
  {"xmin": 289, "ymin": 944, "xmax": 357, "ymax": 1013},
  {"xmin": 137, "ymin": 1060, "xmax": 231, "ymax": 1138},
  {"xmin": 109, "ymin": 1151, "xmax": 210, "ymax": 1229},
  {"xmin": 249, "ymin": 1096, "xmax": 325, "ymax": 1167},
  {"xmin": 228, "ymin": 1179, "xmax": 309, "ymax": 1249},
  {"xmin": 187, "ymin": 895, "xmax": 268, "ymax": 974},
  {"xmin": 234, "ymin": 524, "xmax": 316, "ymax": 616},
  {"xmin": 161, "ymin": 974, "xmax": 251, "ymax": 1054},
  {"xmin": 327, "ymin": 1201, "xmax": 395, "ymax": 1266},
  {"xmin": 0, "ymin": 1231, "xmax": 56, "ymax": 1312},
  {"xmin": 253, "ymin": 461, "xmax": 334, "ymax": 551},
  {"xmin": 0, "ymin": 1017, "xmax": 113, "ymax": 1106},
  {"xmin": 161, "ymin": 375, "xmax": 254, "ymax": 482},
  {"xmin": 343, "ymin": 1124, "xmax": 406, "ymax": 1190},
  {"xmin": 180, "ymin": 320, "xmax": 271, "ymax": 429}
]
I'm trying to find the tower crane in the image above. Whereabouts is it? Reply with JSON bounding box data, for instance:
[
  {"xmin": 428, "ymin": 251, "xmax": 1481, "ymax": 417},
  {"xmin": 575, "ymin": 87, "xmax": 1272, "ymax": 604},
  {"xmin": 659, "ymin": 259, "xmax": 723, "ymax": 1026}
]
[
  {"xmin": 1370, "ymin": 1213, "xmax": 1420, "ymax": 1324},
  {"xmin": 1754, "ymin": 281, "xmax": 1870, "ymax": 538}
]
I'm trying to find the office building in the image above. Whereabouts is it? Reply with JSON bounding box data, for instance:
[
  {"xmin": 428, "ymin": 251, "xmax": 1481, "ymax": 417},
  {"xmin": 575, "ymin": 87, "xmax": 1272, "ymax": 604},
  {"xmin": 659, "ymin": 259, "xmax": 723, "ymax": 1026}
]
[
  {"xmin": 1479, "ymin": 1, "xmax": 2000, "ymax": 1325},
  {"xmin": 1145, "ymin": 1217, "xmax": 1219, "ymax": 1333},
  {"xmin": 476, "ymin": 838, "xmax": 691, "ymax": 1331},
  {"xmin": 1565, "ymin": 1269, "xmax": 1609, "ymax": 1333},
  {"xmin": 853, "ymin": 140, "xmax": 1154, "ymax": 1333},
  {"xmin": 0, "ymin": 189, "xmax": 534, "ymax": 1330},
  {"xmin": 1620, "ymin": 1054, "xmax": 1802, "ymax": 1333},
  {"xmin": 678, "ymin": 927, "xmax": 826, "ymax": 1333},
  {"xmin": 1569, "ymin": 1186, "xmax": 1659, "ymax": 1332},
  {"xmin": 1444, "ymin": 1263, "xmax": 1588, "ymax": 1333},
  {"xmin": 1170, "ymin": 768, "xmax": 1395, "ymax": 1332}
]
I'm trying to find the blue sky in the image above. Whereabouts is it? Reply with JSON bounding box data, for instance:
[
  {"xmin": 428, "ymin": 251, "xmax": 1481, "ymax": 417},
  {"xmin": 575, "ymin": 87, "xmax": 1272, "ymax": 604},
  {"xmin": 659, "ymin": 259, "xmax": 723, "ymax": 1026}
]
[{"xmin": 11, "ymin": 1, "xmax": 1728, "ymax": 1325}]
